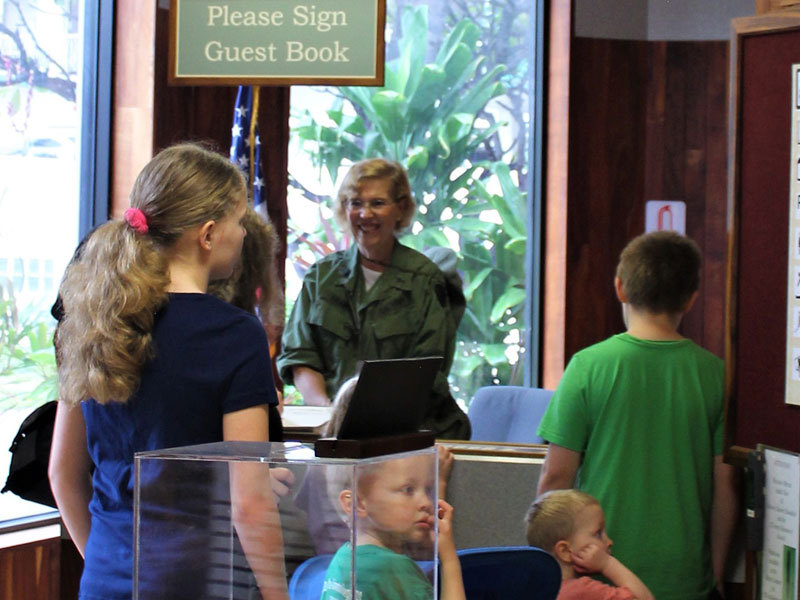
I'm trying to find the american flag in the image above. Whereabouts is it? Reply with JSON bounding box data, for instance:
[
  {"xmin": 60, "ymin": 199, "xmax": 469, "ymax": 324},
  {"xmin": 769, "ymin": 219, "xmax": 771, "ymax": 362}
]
[{"xmin": 229, "ymin": 85, "xmax": 266, "ymax": 215}]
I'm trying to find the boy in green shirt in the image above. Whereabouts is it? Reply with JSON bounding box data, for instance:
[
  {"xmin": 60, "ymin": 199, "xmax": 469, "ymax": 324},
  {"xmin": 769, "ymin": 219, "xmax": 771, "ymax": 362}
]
[{"xmin": 536, "ymin": 231, "xmax": 738, "ymax": 600}]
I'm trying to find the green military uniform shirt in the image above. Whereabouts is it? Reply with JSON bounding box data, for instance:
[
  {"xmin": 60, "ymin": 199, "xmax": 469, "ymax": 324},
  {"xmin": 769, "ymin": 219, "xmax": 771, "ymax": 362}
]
[{"xmin": 278, "ymin": 243, "xmax": 470, "ymax": 439}]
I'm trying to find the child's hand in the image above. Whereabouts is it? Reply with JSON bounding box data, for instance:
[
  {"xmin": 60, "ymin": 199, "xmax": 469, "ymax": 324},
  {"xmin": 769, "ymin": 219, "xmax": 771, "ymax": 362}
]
[
  {"xmin": 436, "ymin": 499, "xmax": 466, "ymax": 600},
  {"xmin": 437, "ymin": 499, "xmax": 454, "ymax": 535},
  {"xmin": 269, "ymin": 467, "xmax": 295, "ymax": 498},
  {"xmin": 437, "ymin": 445, "xmax": 454, "ymax": 483},
  {"xmin": 570, "ymin": 541, "xmax": 610, "ymax": 574},
  {"xmin": 436, "ymin": 445, "xmax": 454, "ymax": 501},
  {"xmin": 436, "ymin": 499, "xmax": 458, "ymax": 558}
]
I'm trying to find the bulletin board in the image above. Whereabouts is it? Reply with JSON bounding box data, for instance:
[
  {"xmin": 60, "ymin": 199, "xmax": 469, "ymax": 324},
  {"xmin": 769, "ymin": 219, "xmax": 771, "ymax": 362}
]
[{"xmin": 725, "ymin": 12, "xmax": 800, "ymax": 461}]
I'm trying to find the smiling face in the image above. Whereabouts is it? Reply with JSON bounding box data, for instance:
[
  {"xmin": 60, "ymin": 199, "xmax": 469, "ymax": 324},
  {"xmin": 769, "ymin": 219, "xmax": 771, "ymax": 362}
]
[
  {"xmin": 354, "ymin": 454, "xmax": 436, "ymax": 552},
  {"xmin": 346, "ymin": 177, "xmax": 405, "ymax": 266},
  {"xmin": 566, "ymin": 503, "xmax": 612, "ymax": 556}
]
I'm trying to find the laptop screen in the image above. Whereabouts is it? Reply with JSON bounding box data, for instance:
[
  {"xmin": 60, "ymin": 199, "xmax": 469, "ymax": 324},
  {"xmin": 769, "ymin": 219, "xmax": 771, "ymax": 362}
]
[{"xmin": 335, "ymin": 356, "xmax": 443, "ymax": 440}]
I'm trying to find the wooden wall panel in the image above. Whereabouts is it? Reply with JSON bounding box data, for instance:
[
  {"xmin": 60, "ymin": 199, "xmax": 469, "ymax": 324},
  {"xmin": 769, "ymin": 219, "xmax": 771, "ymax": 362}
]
[
  {"xmin": 111, "ymin": 0, "xmax": 156, "ymax": 217},
  {"xmin": 642, "ymin": 41, "xmax": 729, "ymax": 359},
  {"xmin": 58, "ymin": 538, "xmax": 82, "ymax": 600},
  {"xmin": 563, "ymin": 38, "xmax": 729, "ymax": 362},
  {"xmin": 564, "ymin": 38, "xmax": 648, "ymax": 360},
  {"xmin": 0, "ymin": 538, "xmax": 59, "ymax": 600},
  {"xmin": 700, "ymin": 44, "xmax": 729, "ymax": 357}
]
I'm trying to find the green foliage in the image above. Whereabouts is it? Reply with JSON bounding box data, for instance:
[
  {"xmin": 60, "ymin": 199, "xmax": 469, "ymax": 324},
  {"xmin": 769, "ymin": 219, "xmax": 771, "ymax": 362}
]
[
  {"xmin": 0, "ymin": 281, "xmax": 57, "ymax": 411},
  {"xmin": 289, "ymin": 5, "xmax": 529, "ymax": 404}
]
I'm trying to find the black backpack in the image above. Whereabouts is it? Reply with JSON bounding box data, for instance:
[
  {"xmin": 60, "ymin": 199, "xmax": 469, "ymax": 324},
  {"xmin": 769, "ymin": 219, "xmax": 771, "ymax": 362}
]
[
  {"xmin": 2, "ymin": 400, "xmax": 58, "ymax": 508},
  {"xmin": 2, "ymin": 399, "xmax": 283, "ymax": 510}
]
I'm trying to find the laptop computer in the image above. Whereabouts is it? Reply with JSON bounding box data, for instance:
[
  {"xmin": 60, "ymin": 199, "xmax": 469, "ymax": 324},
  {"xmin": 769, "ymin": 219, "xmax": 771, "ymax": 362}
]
[{"xmin": 335, "ymin": 356, "xmax": 443, "ymax": 440}]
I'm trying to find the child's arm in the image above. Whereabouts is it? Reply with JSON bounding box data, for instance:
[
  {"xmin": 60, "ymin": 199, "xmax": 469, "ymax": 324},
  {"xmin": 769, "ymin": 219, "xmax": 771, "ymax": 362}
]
[
  {"xmin": 536, "ymin": 444, "xmax": 581, "ymax": 495},
  {"xmin": 292, "ymin": 365, "xmax": 330, "ymax": 406},
  {"xmin": 224, "ymin": 407, "xmax": 290, "ymax": 600},
  {"xmin": 49, "ymin": 401, "xmax": 93, "ymax": 557},
  {"xmin": 711, "ymin": 455, "xmax": 739, "ymax": 595},
  {"xmin": 572, "ymin": 542, "xmax": 654, "ymax": 600},
  {"xmin": 437, "ymin": 500, "xmax": 466, "ymax": 600}
]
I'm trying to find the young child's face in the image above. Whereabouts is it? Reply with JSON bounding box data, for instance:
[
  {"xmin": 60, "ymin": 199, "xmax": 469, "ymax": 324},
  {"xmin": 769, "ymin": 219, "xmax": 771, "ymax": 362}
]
[
  {"xmin": 356, "ymin": 455, "xmax": 435, "ymax": 551},
  {"xmin": 567, "ymin": 503, "xmax": 612, "ymax": 555}
]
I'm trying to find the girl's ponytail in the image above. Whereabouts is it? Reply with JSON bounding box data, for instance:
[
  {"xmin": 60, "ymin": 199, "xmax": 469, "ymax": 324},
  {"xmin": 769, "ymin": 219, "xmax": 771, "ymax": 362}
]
[
  {"xmin": 57, "ymin": 220, "xmax": 169, "ymax": 404},
  {"xmin": 56, "ymin": 143, "xmax": 245, "ymax": 405}
]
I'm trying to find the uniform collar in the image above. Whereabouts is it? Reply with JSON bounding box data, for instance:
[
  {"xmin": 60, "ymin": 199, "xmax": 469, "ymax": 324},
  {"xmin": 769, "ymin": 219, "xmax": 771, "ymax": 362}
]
[{"xmin": 337, "ymin": 243, "xmax": 415, "ymax": 292}]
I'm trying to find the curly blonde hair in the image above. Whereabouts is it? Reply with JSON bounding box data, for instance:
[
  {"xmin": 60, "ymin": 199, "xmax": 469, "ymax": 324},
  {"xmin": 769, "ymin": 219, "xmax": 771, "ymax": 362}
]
[
  {"xmin": 333, "ymin": 158, "xmax": 416, "ymax": 233},
  {"xmin": 57, "ymin": 143, "xmax": 246, "ymax": 405},
  {"xmin": 208, "ymin": 206, "xmax": 283, "ymax": 330}
]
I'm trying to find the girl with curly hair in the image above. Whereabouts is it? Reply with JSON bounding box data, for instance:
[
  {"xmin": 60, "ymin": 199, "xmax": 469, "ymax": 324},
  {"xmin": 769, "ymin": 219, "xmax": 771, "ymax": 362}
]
[{"xmin": 49, "ymin": 143, "xmax": 288, "ymax": 600}]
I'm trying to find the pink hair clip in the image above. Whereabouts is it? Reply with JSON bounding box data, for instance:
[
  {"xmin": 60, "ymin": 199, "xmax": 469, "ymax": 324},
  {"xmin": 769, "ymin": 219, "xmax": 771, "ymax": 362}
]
[{"xmin": 124, "ymin": 207, "xmax": 149, "ymax": 234}]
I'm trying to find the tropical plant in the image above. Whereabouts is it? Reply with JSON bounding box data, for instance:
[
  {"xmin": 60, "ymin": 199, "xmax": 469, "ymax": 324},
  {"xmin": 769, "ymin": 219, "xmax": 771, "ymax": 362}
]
[
  {"xmin": 0, "ymin": 281, "xmax": 57, "ymax": 411},
  {"xmin": 288, "ymin": 4, "xmax": 529, "ymax": 404}
]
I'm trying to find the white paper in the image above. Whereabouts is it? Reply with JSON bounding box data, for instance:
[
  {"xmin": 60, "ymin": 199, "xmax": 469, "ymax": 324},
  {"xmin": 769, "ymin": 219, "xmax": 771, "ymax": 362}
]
[
  {"xmin": 281, "ymin": 405, "xmax": 332, "ymax": 430},
  {"xmin": 761, "ymin": 448, "xmax": 800, "ymax": 600}
]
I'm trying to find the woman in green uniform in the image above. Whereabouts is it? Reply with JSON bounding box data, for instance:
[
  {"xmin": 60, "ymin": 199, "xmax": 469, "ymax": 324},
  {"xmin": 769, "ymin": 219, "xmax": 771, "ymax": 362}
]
[{"xmin": 277, "ymin": 158, "xmax": 470, "ymax": 440}]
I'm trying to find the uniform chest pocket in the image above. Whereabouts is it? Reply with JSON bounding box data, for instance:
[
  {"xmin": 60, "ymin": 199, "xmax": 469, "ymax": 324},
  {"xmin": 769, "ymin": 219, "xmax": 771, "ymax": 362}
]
[
  {"xmin": 371, "ymin": 312, "xmax": 419, "ymax": 340},
  {"xmin": 367, "ymin": 288, "xmax": 424, "ymax": 341},
  {"xmin": 307, "ymin": 301, "xmax": 355, "ymax": 342}
]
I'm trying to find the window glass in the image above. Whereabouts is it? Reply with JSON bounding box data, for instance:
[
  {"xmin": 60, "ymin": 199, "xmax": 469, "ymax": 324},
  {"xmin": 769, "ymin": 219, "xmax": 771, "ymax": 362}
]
[
  {"xmin": 286, "ymin": 0, "xmax": 537, "ymax": 409},
  {"xmin": 0, "ymin": 0, "xmax": 85, "ymax": 523}
]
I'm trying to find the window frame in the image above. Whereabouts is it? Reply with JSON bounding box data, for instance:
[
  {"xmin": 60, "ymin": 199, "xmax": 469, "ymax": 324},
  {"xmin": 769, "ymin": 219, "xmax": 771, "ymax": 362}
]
[
  {"xmin": 79, "ymin": 0, "xmax": 115, "ymax": 235},
  {"xmin": 0, "ymin": 0, "xmax": 114, "ymax": 533},
  {"xmin": 524, "ymin": 0, "xmax": 546, "ymax": 387},
  {"xmin": 285, "ymin": 0, "xmax": 547, "ymax": 397}
]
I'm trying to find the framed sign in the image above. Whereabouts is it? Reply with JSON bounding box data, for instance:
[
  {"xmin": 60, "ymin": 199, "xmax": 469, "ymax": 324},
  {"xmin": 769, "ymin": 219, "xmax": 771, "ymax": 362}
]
[{"xmin": 168, "ymin": 0, "xmax": 386, "ymax": 86}]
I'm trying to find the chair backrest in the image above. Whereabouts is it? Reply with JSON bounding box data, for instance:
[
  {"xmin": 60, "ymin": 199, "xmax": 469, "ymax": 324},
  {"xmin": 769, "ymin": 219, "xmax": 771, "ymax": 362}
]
[
  {"xmin": 458, "ymin": 546, "xmax": 561, "ymax": 600},
  {"xmin": 288, "ymin": 553, "xmax": 333, "ymax": 600},
  {"xmin": 468, "ymin": 386, "xmax": 554, "ymax": 443}
]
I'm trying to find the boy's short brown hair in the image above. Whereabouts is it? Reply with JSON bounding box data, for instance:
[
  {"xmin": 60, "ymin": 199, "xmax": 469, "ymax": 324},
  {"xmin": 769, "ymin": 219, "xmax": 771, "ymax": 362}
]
[
  {"xmin": 616, "ymin": 231, "xmax": 701, "ymax": 314},
  {"xmin": 524, "ymin": 489, "xmax": 599, "ymax": 553}
]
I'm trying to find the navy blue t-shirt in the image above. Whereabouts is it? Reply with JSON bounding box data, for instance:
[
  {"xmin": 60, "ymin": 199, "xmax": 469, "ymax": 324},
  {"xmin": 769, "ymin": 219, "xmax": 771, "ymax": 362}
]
[{"xmin": 79, "ymin": 293, "xmax": 277, "ymax": 599}]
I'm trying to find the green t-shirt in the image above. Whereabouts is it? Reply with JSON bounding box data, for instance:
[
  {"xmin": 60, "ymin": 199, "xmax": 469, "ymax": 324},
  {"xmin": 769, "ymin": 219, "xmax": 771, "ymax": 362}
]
[
  {"xmin": 321, "ymin": 543, "xmax": 433, "ymax": 600},
  {"xmin": 537, "ymin": 333, "xmax": 724, "ymax": 600}
]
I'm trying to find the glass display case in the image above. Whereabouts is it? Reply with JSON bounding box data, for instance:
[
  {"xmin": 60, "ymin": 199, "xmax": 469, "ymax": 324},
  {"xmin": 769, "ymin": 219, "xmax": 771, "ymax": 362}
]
[{"xmin": 133, "ymin": 441, "xmax": 438, "ymax": 599}]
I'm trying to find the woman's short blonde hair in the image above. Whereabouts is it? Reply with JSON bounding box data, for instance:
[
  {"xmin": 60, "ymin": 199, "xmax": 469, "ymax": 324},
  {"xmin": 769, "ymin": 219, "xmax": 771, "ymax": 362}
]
[{"xmin": 333, "ymin": 158, "xmax": 416, "ymax": 233}]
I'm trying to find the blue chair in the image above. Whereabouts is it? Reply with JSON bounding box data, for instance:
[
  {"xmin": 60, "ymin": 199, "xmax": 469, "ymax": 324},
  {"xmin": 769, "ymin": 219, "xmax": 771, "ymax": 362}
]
[
  {"xmin": 457, "ymin": 546, "xmax": 561, "ymax": 600},
  {"xmin": 468, "ymin": 386, "xmax": 554, "ymax": 443},
  {"xmin": 288, "ymin": 553, "xmax": 333, "ymax": 600}
]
